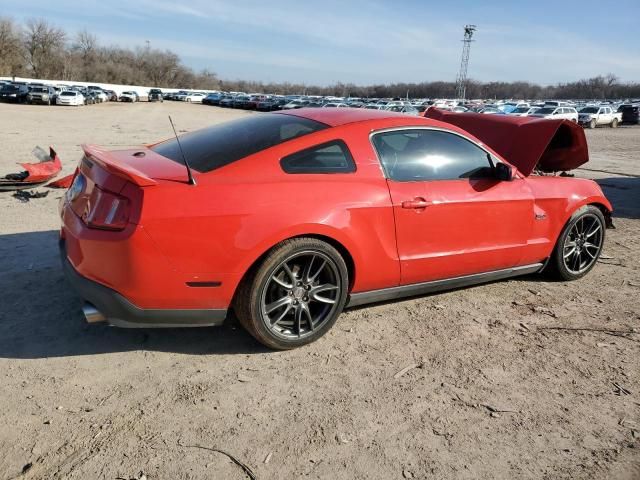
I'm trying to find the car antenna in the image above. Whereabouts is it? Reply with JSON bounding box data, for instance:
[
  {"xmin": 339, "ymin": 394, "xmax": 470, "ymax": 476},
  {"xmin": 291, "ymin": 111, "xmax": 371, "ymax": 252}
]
[{"xmin": 168, "ymin": 115, "xmax": 196, "ymax": 185}]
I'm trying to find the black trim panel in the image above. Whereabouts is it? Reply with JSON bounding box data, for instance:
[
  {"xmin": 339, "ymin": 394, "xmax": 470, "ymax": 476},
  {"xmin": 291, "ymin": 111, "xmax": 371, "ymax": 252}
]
[
  {"xmin": 60, "ymin": 239, "xmax": 227, "ymax": 328},
  {"xmin": 346, "ymin": 263, "xmax": 544, "ymax": 308}
]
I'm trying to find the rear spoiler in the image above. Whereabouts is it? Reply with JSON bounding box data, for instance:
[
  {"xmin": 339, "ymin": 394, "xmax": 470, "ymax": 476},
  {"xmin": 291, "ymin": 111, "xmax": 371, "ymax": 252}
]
[{"xmin": 81, "ymin": 144, "xmax": 158, "ymax": 187}]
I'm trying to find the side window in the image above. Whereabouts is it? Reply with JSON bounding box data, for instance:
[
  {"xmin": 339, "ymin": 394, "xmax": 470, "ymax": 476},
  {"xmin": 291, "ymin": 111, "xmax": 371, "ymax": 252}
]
[
  {"xmin": 372, "ymin": 129, "xmax": 494, "ymax": 182},
  {"xmin": 280, "ymin": 140, "xmax": 356, "ymax": 174}
]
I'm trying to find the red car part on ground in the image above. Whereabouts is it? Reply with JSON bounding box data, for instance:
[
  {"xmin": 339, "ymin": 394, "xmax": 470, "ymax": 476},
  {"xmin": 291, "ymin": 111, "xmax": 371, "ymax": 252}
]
[
  {"xmin": 59, "ymin": 108, "xmax": 612, "ymax": 349},
  {"xmin": 0, "ymin": 147, "xmax": 62, "ymax": 191}
]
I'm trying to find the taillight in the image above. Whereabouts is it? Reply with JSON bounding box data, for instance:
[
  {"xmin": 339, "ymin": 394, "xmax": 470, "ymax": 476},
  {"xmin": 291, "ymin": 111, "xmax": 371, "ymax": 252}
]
[{"xmin": 84, "ymin": 187, "xmax": 130, "ymax": 231}]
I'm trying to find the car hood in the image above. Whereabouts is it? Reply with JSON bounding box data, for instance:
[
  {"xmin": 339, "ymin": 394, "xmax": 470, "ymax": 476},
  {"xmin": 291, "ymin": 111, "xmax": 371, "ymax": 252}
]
[{"xmin": 424, "ymin": 109, "xmax": 588, "ymax": 175}]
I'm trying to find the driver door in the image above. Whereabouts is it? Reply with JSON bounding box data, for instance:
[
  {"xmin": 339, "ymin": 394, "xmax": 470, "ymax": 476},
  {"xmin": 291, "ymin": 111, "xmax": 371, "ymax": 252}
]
[{"xmin": 373, "ymin": 128, "xmax": 535, "ymax": 285}]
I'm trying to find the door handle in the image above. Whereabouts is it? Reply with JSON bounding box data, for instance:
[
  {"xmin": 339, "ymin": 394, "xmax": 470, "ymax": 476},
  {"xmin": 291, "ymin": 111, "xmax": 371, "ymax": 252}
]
[{"xmin": 401, "ymin": 197, "xmax": 430, "ymax": 209}]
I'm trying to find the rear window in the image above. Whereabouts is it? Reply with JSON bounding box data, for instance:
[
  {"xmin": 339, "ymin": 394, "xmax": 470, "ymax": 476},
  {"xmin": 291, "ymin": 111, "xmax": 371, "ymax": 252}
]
[{"xmin": 151, "ymin": 114, "xmax": 329, "ymax": 173}]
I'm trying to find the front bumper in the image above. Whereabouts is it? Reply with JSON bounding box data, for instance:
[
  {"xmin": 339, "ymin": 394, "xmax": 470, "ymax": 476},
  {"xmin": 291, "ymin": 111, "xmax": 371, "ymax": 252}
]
[{"xmin": 60, "ymin": 239, "xmax": 227, "ymax": 328}]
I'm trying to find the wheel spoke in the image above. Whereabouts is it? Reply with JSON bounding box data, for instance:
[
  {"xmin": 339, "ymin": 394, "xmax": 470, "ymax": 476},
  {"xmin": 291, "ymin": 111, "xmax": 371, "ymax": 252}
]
[
  {"xmin": 294, "ymin": 306, "xmax": 305, "ymax": 337},
  {"xmin": 271, "ymin": 273, "xmax": 292, "ymax": 289},
  {"xmin": 302, "ymin": 255, "xmax": 316, "ymax": 283},
  {"xmin": 271, "ymin": 304, "xmax": 293, "ymax": 326},
  {"xmin": 282, "ymin": 263, "xmax": 297, "ymax": 284},
  {"xmin": 265, "ymin": 296, "xmax": 292, "ymax": 314},
  {"xmin": 302, "ymin": 304, "xmax": 314, "ymax": 331},
  {"xmin": 310, "ymin": 284, "xmax": 338, "ymax": 304},
  {"xmin": 572, "ymin": 250, "xmax": 581, "ymax": 271},
  {"xmin": 585, "ymin": 223, "xmax": 601, "ymax": 238},
  {"xmin": 308, "ymin": 259, "xmax": 327, "ymax": 282}
]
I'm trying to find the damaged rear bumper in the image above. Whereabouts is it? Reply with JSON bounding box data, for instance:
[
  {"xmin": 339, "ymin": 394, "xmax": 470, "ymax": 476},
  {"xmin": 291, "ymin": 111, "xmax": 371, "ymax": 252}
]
[{"xmin": 59, "ymin": 239, "xmax": 227, "ymax": 328}]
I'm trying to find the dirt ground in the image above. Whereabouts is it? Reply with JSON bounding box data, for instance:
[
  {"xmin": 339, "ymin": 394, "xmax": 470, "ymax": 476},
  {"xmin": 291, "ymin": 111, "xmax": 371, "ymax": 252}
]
[{"xmin": 0, "ymin": 101, "xmax": 638, "ymax": 480}]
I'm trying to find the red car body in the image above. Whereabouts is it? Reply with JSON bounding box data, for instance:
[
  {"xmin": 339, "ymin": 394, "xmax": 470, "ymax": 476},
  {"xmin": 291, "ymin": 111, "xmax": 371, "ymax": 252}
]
[{"xmin": 60, "ymin": 108, "xmax": 612, "ymax": 335}]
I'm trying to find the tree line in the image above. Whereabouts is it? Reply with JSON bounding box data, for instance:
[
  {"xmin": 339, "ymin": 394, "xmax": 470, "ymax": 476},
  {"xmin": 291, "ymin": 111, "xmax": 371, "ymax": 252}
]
[{"xmin": 1, "ymin": 17, "xmax": 639, "ymax": 100}]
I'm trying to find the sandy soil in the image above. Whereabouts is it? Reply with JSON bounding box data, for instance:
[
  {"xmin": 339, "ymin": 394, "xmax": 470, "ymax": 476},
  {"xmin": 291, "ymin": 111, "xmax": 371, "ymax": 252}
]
[{"xmin": 0, "ymin": 101, "xmax": 638, "ymax": 480}]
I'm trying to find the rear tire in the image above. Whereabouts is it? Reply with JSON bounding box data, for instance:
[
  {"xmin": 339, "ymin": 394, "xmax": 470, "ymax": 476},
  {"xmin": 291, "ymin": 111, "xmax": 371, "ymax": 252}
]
[
  {"xmin": 235, "ymin": 238, "xmax": 349, "ymax": 350},
  {"xmin": 548, "ymin": 205, "xmax": 605, "ymax": 281},
  {"xmin": 611, "ymin": 118, "xmax": 618, "ymax": 128}
]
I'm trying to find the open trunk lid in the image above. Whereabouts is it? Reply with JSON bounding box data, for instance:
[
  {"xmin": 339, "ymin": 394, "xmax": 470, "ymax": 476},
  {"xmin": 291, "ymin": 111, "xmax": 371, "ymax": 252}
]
[{"xmin": 424, "ymin": 109, "xmax": 589, "ymax": 176}]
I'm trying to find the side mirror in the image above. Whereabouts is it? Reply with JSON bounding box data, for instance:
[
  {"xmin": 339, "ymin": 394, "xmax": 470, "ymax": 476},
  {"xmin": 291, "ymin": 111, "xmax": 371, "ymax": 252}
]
[{"xmin": 495, "ymin": 162, "xmax": 515, "ymax": 181}]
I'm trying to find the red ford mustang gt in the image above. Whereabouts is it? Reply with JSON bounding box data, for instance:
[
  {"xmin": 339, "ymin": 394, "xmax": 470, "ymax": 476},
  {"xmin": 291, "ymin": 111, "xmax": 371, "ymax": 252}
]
[{"xmin": 60, "ymin": 108, "xmax": 612, "ymax": 349}]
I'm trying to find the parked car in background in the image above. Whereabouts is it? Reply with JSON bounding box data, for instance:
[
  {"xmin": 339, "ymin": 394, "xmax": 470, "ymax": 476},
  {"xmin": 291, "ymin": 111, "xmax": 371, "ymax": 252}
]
[
  {"xmin": 257, "ymin": 97, "xmax": 287, "ymax": 111},
  {"xmin": 323, "ymin": 102, "xmax": 349, "ymax": 108},
  {"xmin": 283, "ymin": 100, "xmax": 310, "ymax": 109},
  {"xmin": 578, "ymin": 106, "xmax": 621, "ymax": 128},
  {"xmin": 60, "ymin": 109, "xmax": 611, "ymax": 350},
  {"xmin": 27, "ymin": 86, "xmax": 57, "ymax": 105},
  {"xmin": 233, "ymin": 95, "xmax": 251, "ymax": 109},
  {"xmin": 184, "ymin": 92, "xmax": 206, "ymax": 103},
  {"xmin": 103, "ymin": 90, "xmax": 118, "ymax": 101},
  {"xmin": 384, "ymin": 104, "xmax": 420, "ymax": 115},
  {"xmin": 620, "ymin": 104, "xmax": 640, "ymax": 124},
  {"xmin": 120, "ymin": 91, "xmax": 138, "ymax": 102},
  {"xmin": 508, "ymin": 106, "xmax": 540, "ymax": 116},
  {"xmin": 94, "ymin": 90, "xmax": 108, "ymax": 103},
  {"xmin": 246, "ymin": 95, "xmax": 269, "ymax": 109},
  {"xmin": 56, "ymin": 90, "xmax": 85, "ymax": 106},
  {"xmin": 85, "ymin": 90, "xmax": 101, "ymax": 104},
  {"xmin": 477, "ymin": 106, "xmax": 503, "ymax": 115},
  {"xmin": 530, "ymin": 106, "xmax": 579, "ymax": 122},
  {"xmin": 219, "ymin": 96, "xmax": 236, "ymax": 108},
  {"xmin": 148, "ymin": 89, "xmax": 163, "ymax": 102},
  {"xmin": 0, "ymin": 84, "xmax": 30, "ymax": 103},
  {"xmin": 203, "ymin": 93, "xmax": 222, "ymax": 105}
]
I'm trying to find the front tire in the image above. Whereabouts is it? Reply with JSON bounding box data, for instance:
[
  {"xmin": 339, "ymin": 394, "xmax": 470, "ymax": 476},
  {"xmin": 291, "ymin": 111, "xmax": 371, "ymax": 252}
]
[
  {"xmin": 589, "ymin": 119, "xmax": 596, "ymax": 129},
  {"xmin": 549, "ymin": 205, "xmax": 605, "ymax": 281},
  {"xmin": 235, "ymin": 238, "xmax": 349, "ymax": 350}
]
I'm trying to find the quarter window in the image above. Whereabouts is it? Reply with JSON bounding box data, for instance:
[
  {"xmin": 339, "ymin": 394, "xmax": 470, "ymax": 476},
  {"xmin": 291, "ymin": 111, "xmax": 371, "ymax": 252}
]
[
  {"xmin": 372, "ymin": 129, "xmax": 494, "ymax": 182},
  {"xmin": 280, "ymin": 140, "xmax": 356, "ymax": 174}
]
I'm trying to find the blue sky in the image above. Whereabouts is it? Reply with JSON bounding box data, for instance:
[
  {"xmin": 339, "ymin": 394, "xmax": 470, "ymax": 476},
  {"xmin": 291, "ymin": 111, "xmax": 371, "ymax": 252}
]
[{"xmin": 3, "ymin": 0, "xmax": 639, "ymax": 85}]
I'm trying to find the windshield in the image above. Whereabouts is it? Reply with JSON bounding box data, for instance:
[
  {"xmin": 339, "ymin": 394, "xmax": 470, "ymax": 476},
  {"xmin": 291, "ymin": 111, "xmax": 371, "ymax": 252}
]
[
  {"xmin": 60, "ymin": 91, "xmax": 76, "ymax": 96},
  {"xmin": 151, "ymin": 114, "xmax": 329, "ymax": 173},
  {"xmin": 535, "ymin": 107, "xmax": 555, "ymax": 114},
  {"xmin": 513, "ymin": 107, "xmax": 529, "ymax": 113},
  {"xmin": 581, "ymin": 107, "xmax": 599, "ymax": 113}
]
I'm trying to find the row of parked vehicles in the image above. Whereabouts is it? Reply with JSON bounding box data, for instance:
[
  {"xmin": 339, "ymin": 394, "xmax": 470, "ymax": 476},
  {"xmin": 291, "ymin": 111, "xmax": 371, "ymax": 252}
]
[
  {"xmin": 2, "ymin": 80, "xmax": 639, "ymax": 125},
  {"xmin": 167, "ymin": 90, "xmax": 640, "ymax": 126},
  {"xmin": 433, "ymin": 99, "xmax": 640, "ymax": 127},
  {"xmin": 0, "ymin": 80, "xmax": 155, "ymax": 106}
]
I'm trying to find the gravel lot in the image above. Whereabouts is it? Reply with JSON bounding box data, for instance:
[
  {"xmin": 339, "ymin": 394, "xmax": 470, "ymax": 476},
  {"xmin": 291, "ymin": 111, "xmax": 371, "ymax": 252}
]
[{"xmin": 0, "ymin": 102, "xmax": 638, "ymax": 480}]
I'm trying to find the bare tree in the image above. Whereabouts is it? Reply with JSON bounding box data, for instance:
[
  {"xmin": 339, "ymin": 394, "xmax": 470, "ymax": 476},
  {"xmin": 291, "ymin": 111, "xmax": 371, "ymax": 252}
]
[
  {"xmin": 22, "ymin": 18, "xmax": 66, "ymax": 79},
  {"xmin": 0, "ymin": 17, "xmax": 24, "ymax": 77}
]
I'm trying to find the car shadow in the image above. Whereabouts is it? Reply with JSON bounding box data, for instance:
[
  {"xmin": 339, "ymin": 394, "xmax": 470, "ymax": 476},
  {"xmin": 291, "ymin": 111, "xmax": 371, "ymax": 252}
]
[
  {"xmin": 0, "ymin": 230, "xmax": 268, "ymax": 359},
  {"xmin": 595, "ymin": 176, "xmax": 640, "ymax": 220}
]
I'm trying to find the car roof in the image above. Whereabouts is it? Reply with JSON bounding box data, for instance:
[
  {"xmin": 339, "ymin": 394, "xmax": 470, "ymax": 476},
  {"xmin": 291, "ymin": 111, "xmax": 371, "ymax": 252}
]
[{"xmin": 278, "ymin": 107, "xmax": 415, "ymax": 127}]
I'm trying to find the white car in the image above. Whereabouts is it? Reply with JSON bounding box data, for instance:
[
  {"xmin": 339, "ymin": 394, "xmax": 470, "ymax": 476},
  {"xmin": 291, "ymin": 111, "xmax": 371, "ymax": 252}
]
[
  {"xmin": 529, "ymin": 106, "xmax": 578, "ymax": 122},
  {"xmin": 322, "ymin": 102, "xmax": 348, "ymax": 108},
  {"xmin": 184, "ymin": 92, "xmax": 206, "ymax": 103},
  {"xmin": 119, "ymin": 91, "xmax": 138, "ymax": 102},
  {"xmin": 578, "ymin": 106, "xmax": 622, "ymax": 129},
  {"xmin": 508, "ymin": 106, "xmax": 540, "ymax": 116},
  {"xmin": 56, "ymin": 90, "xmax": 85, "ymax": 106}
]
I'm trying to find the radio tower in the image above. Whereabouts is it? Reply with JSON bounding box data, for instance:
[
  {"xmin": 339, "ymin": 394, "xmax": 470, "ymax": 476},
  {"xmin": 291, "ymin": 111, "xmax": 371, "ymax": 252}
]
[{"xmin": 455, "ymin": 24, "xmax": 476, "ymax": 100}]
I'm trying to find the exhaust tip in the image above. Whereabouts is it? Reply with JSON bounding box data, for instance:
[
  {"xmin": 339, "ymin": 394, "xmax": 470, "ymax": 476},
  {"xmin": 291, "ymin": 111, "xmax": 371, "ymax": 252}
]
[{"xmin": 82, "ymin": 303, "xmax": 106, "ymax": 324}]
